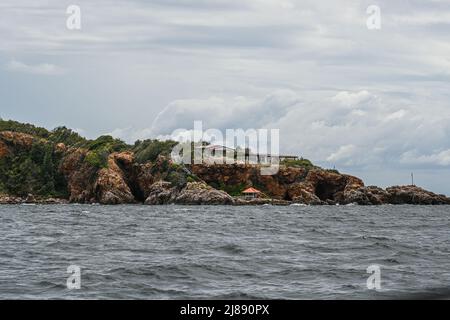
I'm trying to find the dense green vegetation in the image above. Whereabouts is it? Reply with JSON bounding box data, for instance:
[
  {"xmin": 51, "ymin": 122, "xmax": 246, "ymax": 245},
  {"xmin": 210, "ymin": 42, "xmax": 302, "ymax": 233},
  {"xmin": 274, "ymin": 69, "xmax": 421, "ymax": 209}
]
[
  {"xmin": 0, "ymin": 119, "xmax": 71, "ymax": 197},
  {"xmin": 281, "ymin": 157, "xmax": 315, "ymax": 169},
  {"xmin": 84, "ymin": 135, "xmax": 130, "ymax": 169},
  {"xmin": 49, "ymin": 126, "xmax": 87, "ymax": 147},
  {"xmin": 0, "ymin": 119, "xmax": 130, "ymax": 196},
  {"xmin": 0, "ymin": 119, "xmax": 50, "ymax": 139},
  {"xmin": 217, "ymin": 182, "xmax": 246, "ymax": 196},
  {"xmin": 0, "ymin": 119, "xmax": 87, "ymax": 147},
  {"xmin": 133, "ymin": 139, "xmax": 178, "ymax": 164},
  {"xmin": 0, "ymin": 141, "xmax": 67, "ymax": 197}
]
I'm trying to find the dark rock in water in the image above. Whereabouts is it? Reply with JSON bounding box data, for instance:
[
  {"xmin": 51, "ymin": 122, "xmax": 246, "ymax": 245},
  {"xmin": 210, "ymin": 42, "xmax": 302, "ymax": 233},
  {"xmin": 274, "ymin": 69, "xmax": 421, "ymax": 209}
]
[
  {"xmin": 286, "ymin": 170, "xmax": 365, "ymax": 205},
  {"xmin": 144, "ymin": 181, "xmax": 176, "ymax": 205},
  {"xmin": 175, "ymin": 182, "xmax": 234, "ymax": 205},
  {"xmin": 25, "ymin": 194, "xmax": 36, "ymax": 204},
  {"xmin": 144, "ymin": 181, "xmax": 234, "ymax": 205},
  {"xmin": 0, "ymin": 195, "xmax": 69, "ymax": 205},
  {"xmin": 362, "ymin": 186, "xmax": 390, "ymax": 205},
  {"xmin": 385, "ymin": 185, "xmax": 450, "ymax": 205},
  {"xmin": 40, "ymin": 198, "xmax": 69, "ymax": 204},
  {"xmin": 332, "ymin": 185, "xmax": 450, "ymax": 205},
  {"xmin": 0, "ymin": 195, "xmax": 22, "ymax": 204},
  {"xmin": 288, "ymin": 183, "xmax": 323, "ymax": 205}
]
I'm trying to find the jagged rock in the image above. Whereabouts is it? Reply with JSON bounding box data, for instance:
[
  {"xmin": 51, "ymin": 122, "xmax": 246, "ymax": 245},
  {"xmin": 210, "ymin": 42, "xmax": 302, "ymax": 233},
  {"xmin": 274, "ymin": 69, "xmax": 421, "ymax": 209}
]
[
  {"xmin": 0, "ymin": 195, "xmax": 68, "ymax": 204},
  {"xmin": 363, "ymin": 186, "xmax": 390, "ymax": 205},
  {"xmin": 288, "ymin": 183, "xmax": 323, "ymax": 205},
  {"xmin": 385, "ymin": 185, "xmax": 450, "ymax": 205},
  {"xmin": 25, "ymin": 194, "xmax": 36, "ymax": 203},
  {"xmin": 287, "ymin": 170, "xmax": 365, "ymax": 205},
  {"xmin": 0, "ymin": 131, "xmax": 35, "ymax": 160},
  {"xmin": 0, "ymin": 131, "xmax": 34, "ymax": 149},
  {"xmin": 175, "ymin": 182, "xmax": 234, "ymax": 205},
  {"xmin": 0, "ymin": 140, "xmax": 9, "ymax": 158},
  {"xmin": 94, "ymin": 152, "xmax": 137, "ymax": 204},
  {"xmin": 144, "ymin": 181, "xmax": 176, "ymax": 205},
  {"xmin": 55, "ymin": 142, "xmax": 67, "ymax": 154},
  {"xmin": 144, "ymin": 181, "xmax": 234, "ymax": 205},
  {"xmin": 60, "ymin": 148, "xmax": 97, "ymax": 203},
  {"xmin": 190, "ymin": 164, "xmax": 307, "ymax": 200},
  {"xmin": 0, "ymin": 195, "xmax": 23, "ymax": 204},
  {"xmin": 337, "ymin": 187, "xmax": 371, "ymax": 205},
  {"xmin": 134, "ymin": 162, "xmax": 155, "ymax": 199}
]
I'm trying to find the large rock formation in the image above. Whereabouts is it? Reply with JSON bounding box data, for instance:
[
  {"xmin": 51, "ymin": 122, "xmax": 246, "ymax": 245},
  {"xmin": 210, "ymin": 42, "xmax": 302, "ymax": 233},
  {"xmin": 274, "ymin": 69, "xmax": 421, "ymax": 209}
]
[
  {"xmin": 0, "ymin": 131, "xmax": 34, "ymax": 160},
  {"xmin": 144, "ymin": 181, "xmax": 234, "ymax": 205},
  {"xmin": 190, "ymin": 164, "xmax": 307, "ymax": 200},
  {"xmin": 385, "ymin": 185, "xmax": 450, "ymax": 205},
  {"xmin": 59, "ymin": 148, "xmax": 97, "ymax": 203},
  {"xmin": 60, "ymin": 150, "xmax": 150, "ymax": 204},
  {"xmin": 0, "ymin": 131, "xmax": 34, "ymax": 149},
  {"xmin": 94, "ymin": 152, "xmax": 137, "ymax": 204},
  {"xmin": 287, "ymin": 170, "xmax": 365, "ymax": 205},
  {"xmin": 176, "ymin": 182, "xmax": 234, "ymax": 205}
]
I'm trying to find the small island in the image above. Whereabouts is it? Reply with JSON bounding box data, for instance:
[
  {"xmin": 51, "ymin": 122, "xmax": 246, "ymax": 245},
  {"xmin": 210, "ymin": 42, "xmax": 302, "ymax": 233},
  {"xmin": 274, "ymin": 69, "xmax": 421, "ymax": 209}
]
[{"xmin": 1, "ymin": 119, "xmax": 449, "ymax": 206}]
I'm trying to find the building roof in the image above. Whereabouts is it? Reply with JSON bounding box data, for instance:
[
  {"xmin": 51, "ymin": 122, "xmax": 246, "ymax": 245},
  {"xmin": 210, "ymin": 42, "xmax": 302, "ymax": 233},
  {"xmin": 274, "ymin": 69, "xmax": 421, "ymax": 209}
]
[
  {"xmin": 195, "ymin": 144, "xmax": 236, "ymax": 152},
  {"xmin": 242, "ymin": 187, "xmax": 262, "ymax": 194}
]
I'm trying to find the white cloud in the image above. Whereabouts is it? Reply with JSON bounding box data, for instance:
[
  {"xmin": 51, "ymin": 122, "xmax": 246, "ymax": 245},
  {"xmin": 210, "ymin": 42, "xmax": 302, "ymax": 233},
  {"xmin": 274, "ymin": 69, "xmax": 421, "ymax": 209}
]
[
  {"xmin": 150, "ymin": 89, "xmax": 299, "ymax": 136},
  {"xmin": 327, "ymin": 145, "xmax": 357, "ymax": 163},
  {"xmin": 383, "ymin": 109, "xmax": 406, "ymax": 122},
  {"xmin": 401, "ymin": 149, "xmax": 450, "ymax": 166},
  {"xmin": 331, "ymin": 90, "xmax": 374, "ymax": 108},
  {"xmin": 6, "ymin": 60, "xmax": 65, "ymax": 75}
]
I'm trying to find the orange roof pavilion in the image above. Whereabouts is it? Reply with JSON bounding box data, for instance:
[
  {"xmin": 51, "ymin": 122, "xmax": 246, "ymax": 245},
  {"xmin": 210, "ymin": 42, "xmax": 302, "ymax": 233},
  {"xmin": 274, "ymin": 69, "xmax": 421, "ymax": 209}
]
[{"xmin": 242, "ymin": 187, "xmax": 261, "ymax": 194}]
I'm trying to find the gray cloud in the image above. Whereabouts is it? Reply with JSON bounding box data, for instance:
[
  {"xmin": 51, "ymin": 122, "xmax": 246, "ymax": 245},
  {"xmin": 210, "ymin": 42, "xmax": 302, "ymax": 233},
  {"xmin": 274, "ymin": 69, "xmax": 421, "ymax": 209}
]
[
  {"xmin": 6, "ymin": 60, "xmax": 65, "ymax": 75},
  {"xmin": 118, "ymin": 88, "xmax": 450, "ymax": 173}
]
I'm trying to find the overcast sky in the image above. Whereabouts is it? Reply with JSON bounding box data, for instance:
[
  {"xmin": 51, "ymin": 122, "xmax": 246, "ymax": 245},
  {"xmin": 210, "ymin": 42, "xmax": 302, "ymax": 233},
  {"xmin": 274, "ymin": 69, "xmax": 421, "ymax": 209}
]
[{"xmin": 1, "ymin": 0, "xmax": 450, "ymax": 193}]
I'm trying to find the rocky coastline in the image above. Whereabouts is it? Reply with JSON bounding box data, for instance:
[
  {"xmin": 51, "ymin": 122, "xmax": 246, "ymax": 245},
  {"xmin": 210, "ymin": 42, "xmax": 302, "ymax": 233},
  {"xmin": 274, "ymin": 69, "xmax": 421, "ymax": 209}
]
[
  {"xmin": 2, "ymin": 181, "xmax": 449, "ymax": 206},
  {"xmin": 1, "ymin": 126, "xmax": 450, "ymax": 206}
]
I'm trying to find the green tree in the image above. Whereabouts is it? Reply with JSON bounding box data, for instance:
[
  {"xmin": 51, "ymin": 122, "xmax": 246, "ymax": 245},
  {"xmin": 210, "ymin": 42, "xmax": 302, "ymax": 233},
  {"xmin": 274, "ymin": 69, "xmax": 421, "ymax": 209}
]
[{"xmin": 38, "ymin": 145, "xmax": 55, "ymax": 195}]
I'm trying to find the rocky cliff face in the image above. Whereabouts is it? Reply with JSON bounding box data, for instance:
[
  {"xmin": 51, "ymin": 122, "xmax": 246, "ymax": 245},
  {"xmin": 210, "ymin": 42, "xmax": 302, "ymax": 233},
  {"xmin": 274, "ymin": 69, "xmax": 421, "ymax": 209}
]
[
  {"xmin": 190, "ymin": 164, "xmax": 307, "ymax": 199},
  {"xmin": 1, "ymin": 128, "xmax": 450, "ymax": 205},
  {"xmin": 286, "ymin": 170, "xmax": 365, "ymax": 205},
  {"xmin": 0, "ymin": 131, "xmax": 35, "ymax": 149},
  {"xmin": 59, "ymin": 147, "xmax": 95, "ymax": 203},
  {"xmin": 94, "ymin": 152, "xmax": 137, "ymax": 204},
  {"xmin": 59, "ymin": 149, "xmax": 152, "ymax": 204},
  {"xmin": 189, "ymin": 164, "xmax": 367, "ymax": 204}
]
